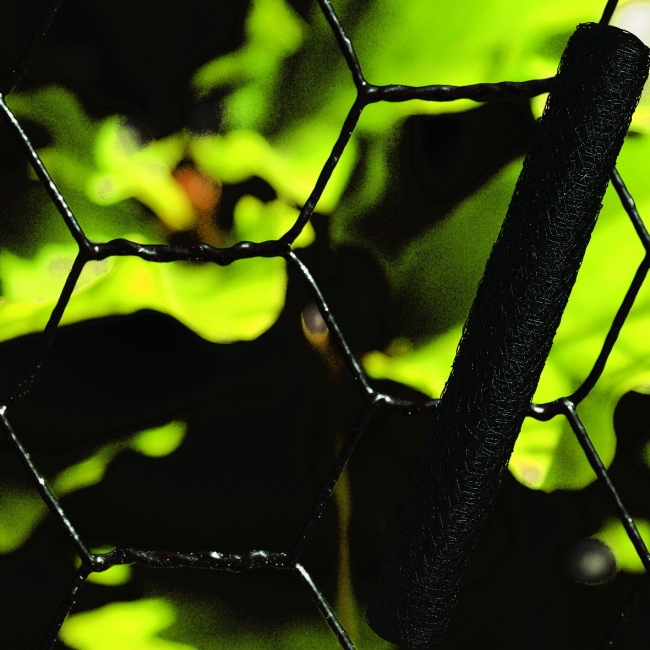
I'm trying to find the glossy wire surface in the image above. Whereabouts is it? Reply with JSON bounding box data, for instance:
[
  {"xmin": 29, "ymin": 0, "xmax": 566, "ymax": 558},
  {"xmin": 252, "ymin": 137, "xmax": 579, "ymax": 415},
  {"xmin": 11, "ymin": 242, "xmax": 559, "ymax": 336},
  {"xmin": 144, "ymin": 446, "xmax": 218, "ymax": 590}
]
[{"xmin": 0, "ymin": 0, "xmax": 648, "ymax": 648}]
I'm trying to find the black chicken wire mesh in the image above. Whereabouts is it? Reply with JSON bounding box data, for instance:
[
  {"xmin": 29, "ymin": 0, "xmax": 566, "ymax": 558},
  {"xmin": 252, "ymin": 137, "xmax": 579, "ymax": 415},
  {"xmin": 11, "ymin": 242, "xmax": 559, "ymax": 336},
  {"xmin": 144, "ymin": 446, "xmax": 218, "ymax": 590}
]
[{"xmin": 0, "ymin": 0, "xmax": 649, "ymax": 648}]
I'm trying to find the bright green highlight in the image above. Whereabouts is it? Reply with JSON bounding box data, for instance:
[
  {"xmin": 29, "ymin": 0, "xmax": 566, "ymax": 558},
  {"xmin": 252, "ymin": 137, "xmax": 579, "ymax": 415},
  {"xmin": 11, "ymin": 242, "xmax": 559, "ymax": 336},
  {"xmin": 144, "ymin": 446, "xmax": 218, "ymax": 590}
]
[
  {"xmin": 60, "ymin": 599, "xmax": 195, "ymax": 650},
  {"xmin": 88, "ymin": 563, "xmax": 133, "ymax": 587},
  {"xmin": 1, "ymin": 84, "xmax": 318, "ymax": 346},
  {"xmin": 189, "ymin": 0, "xmax": 357, "ymax": 213},
  {"xmin": 593, "ymin": 518, "xmax": 650, "ymax": 573},
  {"xmin": 88, "ymin": 119, "xmax": 191, "ymax": 231},
  {"xmin": 1, "ymin": 0, "xmax": 647, "ymax": 572},
  {"xmin": 190, "ymin": 126, "xmax": 356, "ymax": 215},
  {"xmin": 0, "ymin": 488, "xmax": 47, "ymax": 554},
  {"xmin": 74, "ymin": 547, "xmax": 133, "ymax": 587},
  {"xmin": 0, "ymin": 244, "xmax": 112, "ymax": 304},
  {"xmin": 6, "ymin": 85, "xmax": 99, "ymax": 182},
  {"xmin": 60, "ymin": 593, "xmax": 397, "ymax": 650},
  {"xmin": 0, "ymin": 199, "xmax": 313, "ymax": 342},
  {"xmin": 192, "ymin": 0, "xmax": 304, "ymax": 131},
  {"xmin": 0, "ymin": 422, "xmax": 187, "ymax": 555},
  {"xmin": 130, "ymin": 421, "xmax": 187, "ymax": 458},
  {"xmin": 54, "ymin": 449, "xmax": 117, "ymax": 496},
  {"xmin": 7, "ymin": 87, "xmax": 191, "ymax": 232}
]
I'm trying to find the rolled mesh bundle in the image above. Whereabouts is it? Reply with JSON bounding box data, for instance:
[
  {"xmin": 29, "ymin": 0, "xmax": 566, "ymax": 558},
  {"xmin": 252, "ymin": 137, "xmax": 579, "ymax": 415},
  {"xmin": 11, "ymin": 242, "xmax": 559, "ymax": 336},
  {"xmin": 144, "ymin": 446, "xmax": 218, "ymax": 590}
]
[{"xmin": 366, "ymin": 22, "xmax": 650, "ymax": 649}]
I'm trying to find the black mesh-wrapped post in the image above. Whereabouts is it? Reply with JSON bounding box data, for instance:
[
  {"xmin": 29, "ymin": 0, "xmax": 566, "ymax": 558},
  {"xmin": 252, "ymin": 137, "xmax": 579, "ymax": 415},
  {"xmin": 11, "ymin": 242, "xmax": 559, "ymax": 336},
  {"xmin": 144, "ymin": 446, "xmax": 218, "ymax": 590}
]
[{"xmin": 366, "ymin": 23, "xmax": 650, "ymax": 649}]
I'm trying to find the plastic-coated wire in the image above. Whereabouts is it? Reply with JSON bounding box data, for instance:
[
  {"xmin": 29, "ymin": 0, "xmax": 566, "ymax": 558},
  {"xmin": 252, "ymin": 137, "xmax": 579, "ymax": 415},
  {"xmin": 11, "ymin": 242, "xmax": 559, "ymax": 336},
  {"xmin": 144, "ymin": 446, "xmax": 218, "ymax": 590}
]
[
  {"xmin": 0, "ymin": 0, "xmax": 648, "ymax": 647},
  {"xmin": 40, "ymin": 568, "xmax": 90, "ymax": 650},
  {"xmin": 569, "ymin": 256, "xmax": 650, "ymax": 406},
  {"xmin": 286, "ymin": 249, "xmax": 373, "ymax": 396},
  {"xmin": 0, "ymin": 408, "xmax": 95, "ymax": 567},
  {"xmin": 316, "ymin": 0, "xmax": 365, "ymax": 89},
  {"xmin": 101, "ymin": 547, "xmax": 290, "ymax": 571},
  {"xmin": 0, "ymin": 0, "xmax": 63, "ymax": 95},
  {"xmin": 0, "ymin": 97, "xmax": 89, "ymax": 249},
  {"xmin": 612, "ymin": 167, "xmax": 650, "ymax": 252},
  {"xmin": 8, "ymin": 251, "xmax": 87, "ymax": 406},
  {"xmin": 567, "ymin": 169, "xmax": 650, "ymax": 405},
  {"xmin": 290, "ymin": 397, "xmax": 380, "ymax": 563},
  {"xmin": 368, "ymin": 77, "xmax": 555, "ymax": 103},
  {"xmin": 295, "ymin": 563, "xmax": 357, "ymax": 650},
  {"xmin": 562, "ymin": 399, "xmax": 650, "ymax": 572},
  {"xmin": 281, "ymin": 99, "xmax": 365, "ymax": 245},
  {"xmin": 599, "ymin": 573, "xmax": 650, "ymax": 649},
  {"xmin": 600, "ymin": 0, "xmax": 621, "ymax": 26}
]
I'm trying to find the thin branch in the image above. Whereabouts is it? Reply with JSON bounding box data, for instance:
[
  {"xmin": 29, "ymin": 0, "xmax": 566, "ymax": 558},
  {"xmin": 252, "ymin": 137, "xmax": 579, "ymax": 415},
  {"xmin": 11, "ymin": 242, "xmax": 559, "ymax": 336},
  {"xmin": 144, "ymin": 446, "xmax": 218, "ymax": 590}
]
[
  {"xmin": 294, "ymin": 563, "xmax": 357, "ymax": 650},
  {"xmin": 0, "ymin": 0, "xmax": 63, "ymax": 96},
  {"xmin": 563, "ymin": 399, "xmax": 650, "ymax": 571},
  {"xmin": 0, "ymin": 409, "xmax": 94, "ymax": 566}
]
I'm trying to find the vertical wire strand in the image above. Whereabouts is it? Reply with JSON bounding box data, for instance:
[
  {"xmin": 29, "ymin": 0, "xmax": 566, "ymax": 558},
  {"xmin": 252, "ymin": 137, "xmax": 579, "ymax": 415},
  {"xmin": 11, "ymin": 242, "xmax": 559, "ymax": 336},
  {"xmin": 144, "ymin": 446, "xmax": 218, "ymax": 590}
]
[
  {"xmin": 286, "ymin": 250, "xmax": 373, "ymax": 398},
  {"xmin": 612, "ymin": 168, "xmax": 650, "ymax": 252},
  {"xmin": 600, "ymin": 0, "xmax": 621, "ymax": 26},
  {"xmin": 315, "ymin": 0, "xmax": 366, "ymax": 88},
  {"xmin": 40, "ymin": 568, "xmax": 90, "ymax": 650}
]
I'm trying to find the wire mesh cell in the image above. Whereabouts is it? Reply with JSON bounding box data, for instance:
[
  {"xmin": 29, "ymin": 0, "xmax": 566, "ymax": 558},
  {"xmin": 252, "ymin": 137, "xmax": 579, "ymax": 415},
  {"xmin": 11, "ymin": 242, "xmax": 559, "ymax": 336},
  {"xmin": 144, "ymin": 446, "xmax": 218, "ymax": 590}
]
[{"xmin": 0, "ymin": 0, "xmax": 649, "ymax": 649}]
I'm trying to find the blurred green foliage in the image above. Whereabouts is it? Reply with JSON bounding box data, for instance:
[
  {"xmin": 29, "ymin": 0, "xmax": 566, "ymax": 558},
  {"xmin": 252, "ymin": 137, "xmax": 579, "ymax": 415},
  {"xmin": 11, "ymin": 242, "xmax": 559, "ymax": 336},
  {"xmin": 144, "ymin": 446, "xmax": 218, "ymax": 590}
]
[
  {"xmin": 1, "ymin": 0, "xmax": 650, "ymax": 647},
  {"xmin": 60, "ymin": 599, "xmax": 195, "ymax": 650},
  {"xmin": 594, "ymin": 517, "xmax": 650, "ymax": 573},
  {"xmin": 0, "ymin": 421, "xmax": 186, "ymax": 554}
]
